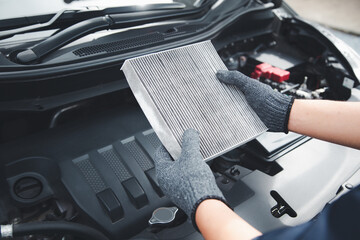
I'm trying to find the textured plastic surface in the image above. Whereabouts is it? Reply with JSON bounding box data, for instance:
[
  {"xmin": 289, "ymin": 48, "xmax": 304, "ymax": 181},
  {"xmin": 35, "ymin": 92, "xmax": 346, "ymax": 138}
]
[
  {"xmin": 122, "ymin": 41, "xmax": 267, "ymax": 161},
  {"xmin": 73, "ymin": 155, "xmax": 107, "ymax": 193},
  {"xmin": 98, "ymin": 145, "xmax": 132, "ymax": 182}
]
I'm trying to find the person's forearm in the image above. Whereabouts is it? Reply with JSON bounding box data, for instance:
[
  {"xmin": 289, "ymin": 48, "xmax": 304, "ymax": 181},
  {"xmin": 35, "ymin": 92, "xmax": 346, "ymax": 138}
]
[
  {"xmin": 288, "ymin": 100, "xmax": 360, "ymax": 149},
  {"xmin": 196, "ymin": 199, "xmax": 262, "ymax": 240}
]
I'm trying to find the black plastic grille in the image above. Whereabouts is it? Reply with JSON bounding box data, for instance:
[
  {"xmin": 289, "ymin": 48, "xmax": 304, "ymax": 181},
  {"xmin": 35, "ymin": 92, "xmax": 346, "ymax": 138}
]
[{"xmin": 73, "ymin": 32, "xmax": 165, "ymax": 57}]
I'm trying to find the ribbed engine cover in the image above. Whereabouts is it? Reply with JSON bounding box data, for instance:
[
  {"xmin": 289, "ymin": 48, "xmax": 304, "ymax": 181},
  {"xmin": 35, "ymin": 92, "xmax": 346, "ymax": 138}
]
[{"xmin": 122, "ymin": 41, "xmax": 267, "ymax": 161}]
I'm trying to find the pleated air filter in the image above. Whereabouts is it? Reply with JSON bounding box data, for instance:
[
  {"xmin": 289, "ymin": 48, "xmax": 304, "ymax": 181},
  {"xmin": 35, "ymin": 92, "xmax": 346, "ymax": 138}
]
[{"xmin": 121, "ymin": 41, "xmax": 267, "ymax": 161}]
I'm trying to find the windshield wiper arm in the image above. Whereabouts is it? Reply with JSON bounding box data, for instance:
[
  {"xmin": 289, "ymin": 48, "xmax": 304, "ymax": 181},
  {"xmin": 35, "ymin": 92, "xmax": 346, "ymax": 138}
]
[
  {"xmin": 0, "ymin": 9, "xmax": 84, "ymax": 40},
  {"xmin": 16, "ymin": 14, "xmax": 115, "ymax": 63},
  {"xmin": 16, "ymin": 0, "xmax": 215, "ymax": 64},
  {"xmin": 14, "ymin": 0, "xmax": 215, "ymax": 64},
  {"xmin": 16, "ymin": 5, "xmax": 213, "ymax": 64},
  {"xmin": 0, "ymin": 3, "xmax": 186, "ymax": 40}
]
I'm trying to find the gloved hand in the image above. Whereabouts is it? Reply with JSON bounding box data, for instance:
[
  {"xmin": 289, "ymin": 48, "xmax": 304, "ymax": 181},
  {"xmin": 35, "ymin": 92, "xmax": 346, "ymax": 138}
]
[
  {"xmin": 217, "ymin": 70, "xmax": 295, "ymax": 133},
  {"xmin": 154, "ymin": 129, "xmax": 228, "ymax": 229}
]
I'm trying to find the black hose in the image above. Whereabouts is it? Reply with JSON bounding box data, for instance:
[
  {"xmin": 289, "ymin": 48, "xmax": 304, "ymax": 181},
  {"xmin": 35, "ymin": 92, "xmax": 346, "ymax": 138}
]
[{"xmin": 13, "ymin": 221, "xmax": 109, "ymax": 240}]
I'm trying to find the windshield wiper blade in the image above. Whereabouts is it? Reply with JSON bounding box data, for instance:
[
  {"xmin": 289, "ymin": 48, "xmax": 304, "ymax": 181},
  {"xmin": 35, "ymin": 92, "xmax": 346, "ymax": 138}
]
[{"xmin": 0, "ymin": 3, "xmax": 186, "ymax": 40}]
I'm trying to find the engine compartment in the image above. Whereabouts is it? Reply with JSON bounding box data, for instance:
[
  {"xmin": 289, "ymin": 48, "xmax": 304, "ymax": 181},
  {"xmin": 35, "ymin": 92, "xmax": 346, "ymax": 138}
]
[
  {"xmin": 218, "ymin": 29, "xmax": 355, "ymax": 101},
  {"xmin": 0, "ymin": 3, "xmax": 360, "ymax": 240}
]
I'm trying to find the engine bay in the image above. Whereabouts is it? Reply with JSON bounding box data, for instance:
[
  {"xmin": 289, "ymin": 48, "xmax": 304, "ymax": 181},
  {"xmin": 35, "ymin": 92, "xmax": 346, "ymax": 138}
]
[
  {"xmin": 0, "ymin": 1, "xmax": 360, "ymax": 240},
  {"xmin": 218, "ymin": 30, "xmax": 355, "ymax": 101}
]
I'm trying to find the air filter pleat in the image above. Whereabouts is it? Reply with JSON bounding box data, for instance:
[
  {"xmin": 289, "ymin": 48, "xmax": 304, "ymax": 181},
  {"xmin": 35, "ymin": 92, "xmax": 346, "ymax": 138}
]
[{"xmin": 122, "ymin": 41, "xmax": 267, "ymax": 161}]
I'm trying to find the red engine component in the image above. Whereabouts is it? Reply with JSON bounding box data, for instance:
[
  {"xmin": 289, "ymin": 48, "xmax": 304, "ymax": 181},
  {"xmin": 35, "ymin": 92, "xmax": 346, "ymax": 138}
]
[{"xmin": 251, "ymin": 63, "xmax": 290, "ymax": 82}]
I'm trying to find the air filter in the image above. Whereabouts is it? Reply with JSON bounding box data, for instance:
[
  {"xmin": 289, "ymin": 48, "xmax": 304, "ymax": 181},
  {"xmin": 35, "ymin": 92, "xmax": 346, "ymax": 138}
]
[{"xmin": 121, "ymin": 41, "xmax": 267, "ymax": 161}]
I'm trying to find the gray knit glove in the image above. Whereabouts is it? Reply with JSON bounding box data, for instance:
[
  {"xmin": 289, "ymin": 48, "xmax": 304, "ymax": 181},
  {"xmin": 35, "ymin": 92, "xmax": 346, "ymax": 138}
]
[
  {"xmin": 217, "ymin": 70, "xmax": 295, "ymax": 133},
  {"xmin": 154, "ymin": 129, "xmax": 228, "ymax": 229}
]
